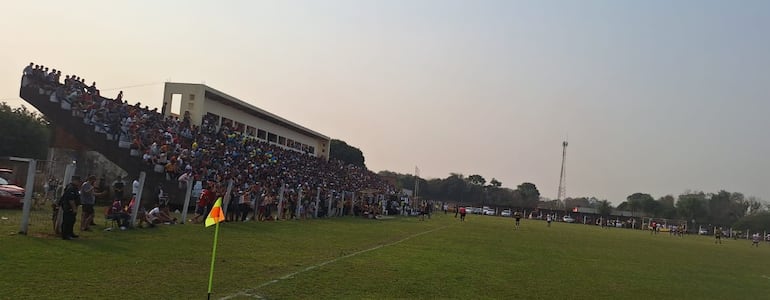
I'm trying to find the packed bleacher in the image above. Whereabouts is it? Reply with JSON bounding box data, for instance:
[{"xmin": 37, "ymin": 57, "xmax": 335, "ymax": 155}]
[{"xmin": 21, "ymin": 62, "xmax": 399, "ymax": 221}]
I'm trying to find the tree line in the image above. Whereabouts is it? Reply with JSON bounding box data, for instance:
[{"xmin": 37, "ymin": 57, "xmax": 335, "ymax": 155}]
[
  {"xmin": 378, "ymin": 170, "xmax": 769, "ymax": 229},
  {"xmin": 378, "ymin": 171, "xmax": 541, "ymax": 209},
  {"xmin": 0, "ymin": 102, "xmax": 50, "ymax": 159}
]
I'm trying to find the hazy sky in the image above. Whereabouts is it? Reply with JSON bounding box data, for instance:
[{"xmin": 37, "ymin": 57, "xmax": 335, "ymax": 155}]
[{"xmin": 2, "ymin": 1, "xmax": 769, "ymax": 204}]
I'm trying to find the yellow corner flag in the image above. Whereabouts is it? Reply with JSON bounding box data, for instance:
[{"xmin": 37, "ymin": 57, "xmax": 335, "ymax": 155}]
[{"xmin": 205, "ymin": 197, "xmax": 225, "ymax": 227}]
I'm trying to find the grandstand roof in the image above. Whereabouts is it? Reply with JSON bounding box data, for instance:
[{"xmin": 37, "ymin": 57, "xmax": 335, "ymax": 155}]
[{"xmin": 168, "ymin": 82, "xmax": 330, "ymax": 141}]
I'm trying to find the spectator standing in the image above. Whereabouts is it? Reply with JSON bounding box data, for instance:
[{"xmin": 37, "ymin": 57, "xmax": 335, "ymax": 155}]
[
  {"xmin": 61, "ymin": 176, "xmax": 82, "ymax": 240},
  {"xmin": 112, "ymin": 176, "xmax": 125, "ymax": 201},
  {"xmin": 80, "ymin": 175, "xmax": 97, "ymax": 231}
]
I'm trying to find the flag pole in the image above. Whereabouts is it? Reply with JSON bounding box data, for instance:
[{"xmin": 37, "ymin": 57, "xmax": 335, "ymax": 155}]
[
  {"xmin": 207, "ymin": 221, "xmax": 221, "ymax": 299},
  {"xmin": 205, "ymin": 197, "xmax": 225, "ymax": 299}
]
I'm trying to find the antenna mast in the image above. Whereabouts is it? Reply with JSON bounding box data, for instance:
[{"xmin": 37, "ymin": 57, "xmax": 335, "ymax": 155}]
[{"xmin": 557, "ymin": 140, "xmax": 568, "ymax": 202}]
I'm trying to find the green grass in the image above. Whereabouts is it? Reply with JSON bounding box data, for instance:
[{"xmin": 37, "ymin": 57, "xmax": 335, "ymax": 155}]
[{"xmin": 1, "ymin": 209, "xmax": 769, "ymax": 299}]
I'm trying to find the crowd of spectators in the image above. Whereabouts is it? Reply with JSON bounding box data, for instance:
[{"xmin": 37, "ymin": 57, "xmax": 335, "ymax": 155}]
[{"xmin": 22, "ymin": 63, "xmax": 398, "ymax": 222}]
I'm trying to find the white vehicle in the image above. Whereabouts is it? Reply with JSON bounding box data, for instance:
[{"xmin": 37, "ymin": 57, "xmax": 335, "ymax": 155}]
[
  {"xmin": 501, "ymin": 209, "xmax": 512, "ymax": 217},
  {"xmin": 483, "ymin": 208, "xmax": 495, "ymax": 216},
  {"xmin": 562, "ymin": 216, "xmax": 576, "ymax": 223},
  {"xmin": 698, "ymin": 227, "xmax": 709, "ymax": 235}
]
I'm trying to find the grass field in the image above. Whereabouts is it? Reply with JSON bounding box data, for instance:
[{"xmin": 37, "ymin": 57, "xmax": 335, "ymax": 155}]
[{"xmin": 1, "ymin": 209, "xmax": 769, "ymax": 299}]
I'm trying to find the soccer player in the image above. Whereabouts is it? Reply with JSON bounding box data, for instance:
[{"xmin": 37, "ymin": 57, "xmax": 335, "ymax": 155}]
[
  {"xmin": 459, "ymin": 206, "xmax": 466, "ymax": 222},
  {"xmin": 514, "ymin": 211, "xmax": 521, "ymax": 230},
  {"xmin": 714, "ymin": 227, "xmax": 723, "ymax": 244},
  {"xmin": 752, "ymin": 233, "xmax": 760, "ymax": 247},
  {"xmin": 546, "ymin": 214, "xmax": 552, "ymax": 227}
]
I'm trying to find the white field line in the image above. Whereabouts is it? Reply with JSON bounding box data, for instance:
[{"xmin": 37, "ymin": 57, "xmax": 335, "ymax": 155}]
[{"xmin": 219, "ymin": 226, "xmax": 447, "ymax": 300}]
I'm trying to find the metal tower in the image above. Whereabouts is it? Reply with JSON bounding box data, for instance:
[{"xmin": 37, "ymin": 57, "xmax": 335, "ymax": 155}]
[{"xmin": 557, "ymin": 141, "xmax": 568, "ymax": 201}]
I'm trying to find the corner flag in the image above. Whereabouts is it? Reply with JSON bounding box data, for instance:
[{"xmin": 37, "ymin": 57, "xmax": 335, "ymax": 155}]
[
  {"xmin": 206, "ymin": 197, "xmax": 225, "ymax": 299},
  {"xmin": 205, "ymin": 197, "xmax": 225, "ymax": 227}
]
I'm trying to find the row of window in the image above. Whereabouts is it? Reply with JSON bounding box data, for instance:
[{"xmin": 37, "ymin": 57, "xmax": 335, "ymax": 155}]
[{"xmin": 208, "ymin": 113, "xmax": 317, "ymax": 155}]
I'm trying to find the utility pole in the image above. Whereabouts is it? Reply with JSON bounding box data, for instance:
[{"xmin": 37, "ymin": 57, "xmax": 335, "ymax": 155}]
[
  {"xmin": 557, "ymin": 141, "xmax": 568, "ymax": 205},
  {"xmin": 414, "ymin": 166, "xmax": 420, "ymax": 208}
]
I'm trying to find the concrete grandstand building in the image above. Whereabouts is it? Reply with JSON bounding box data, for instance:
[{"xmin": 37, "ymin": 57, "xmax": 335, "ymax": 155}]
[{"xmin": 161, "ymin": 82, "xmax": 330, "ymax": 160}]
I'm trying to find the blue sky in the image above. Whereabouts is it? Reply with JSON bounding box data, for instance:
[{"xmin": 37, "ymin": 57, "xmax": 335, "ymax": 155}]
[{"xmin": 1, "ymin": 0, "xmax": 769, "ymax": 204}]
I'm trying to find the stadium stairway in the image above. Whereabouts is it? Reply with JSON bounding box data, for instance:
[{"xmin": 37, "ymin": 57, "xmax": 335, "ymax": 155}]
[{"xmin": 19, "ymin": 83, "xmax": 186, "ymax": 209}]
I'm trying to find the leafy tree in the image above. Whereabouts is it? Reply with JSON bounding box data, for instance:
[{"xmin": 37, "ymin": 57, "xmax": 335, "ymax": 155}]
[
  {"xmin": 745, "ymin": 196, "xmax": 765, "ymax": 215},
  {"xmin": 467, "ymin": 174, "xmax": 486, "ymax": 186},
  {"xmin": 329, "ymin": 139, "xmax": 365, "ymax": 167},
  {"xmin": 676, "ymin": 192, "xmax": 708, "ymax": 224},
  {"xmin": 657, "ymin": 195, "xmax": 677, "ymax": 218},
  {"xmin": 732, "ymin": 212, "xmax": 770, "ymax": 233},
  {"xmin": 704, "ymin": 191, "xmax": 750, "ymax": 226},
  {"xmin": 516, "ymin": 182, "xmax": 540, "ymax": 209},
  {"xmin": 489, "ymin": 178, "xmax": 502, "ymax": 187},
  {"xmin": 626, "ymin": 193, "xmax": 655, "ymax": 215},
  {"xmin": 0, "ymin": 102, "xmax": 49, "ymax": 159},
  {"xmin": 597, "ymin": 200, "xmax": 613, "ymax": 218}
]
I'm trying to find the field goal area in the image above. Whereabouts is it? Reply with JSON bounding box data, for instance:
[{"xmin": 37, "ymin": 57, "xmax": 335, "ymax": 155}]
[
  {"xmin": 0, "ymin": 156, "xmax": 73, "ymax": 237},
  {"xmin": 642, "ymin": 217, "xmax": 688, "ymax": 232}
]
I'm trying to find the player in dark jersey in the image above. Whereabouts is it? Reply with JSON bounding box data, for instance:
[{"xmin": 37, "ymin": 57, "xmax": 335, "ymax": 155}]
[{"xmin": 514, "ymin": 211, "xmax": 522, "ymax": 230}]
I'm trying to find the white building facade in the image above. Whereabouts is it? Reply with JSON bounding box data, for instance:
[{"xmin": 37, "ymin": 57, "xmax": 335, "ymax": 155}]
[{"xmin": 161, "ymin": 82, "xmax": 330, "ymax": 160}]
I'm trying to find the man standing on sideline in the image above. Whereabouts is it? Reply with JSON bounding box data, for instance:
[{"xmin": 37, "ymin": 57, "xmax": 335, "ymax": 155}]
[
  {"xmin": 61, "ymin": 176, "xmax": 81, "ymax": 240},
  {"xmin": 80, "ymin": 175, "xmax": 97, "ymax": 232}
]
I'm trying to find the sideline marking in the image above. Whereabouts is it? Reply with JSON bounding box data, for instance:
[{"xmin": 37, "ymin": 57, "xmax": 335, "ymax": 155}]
[{"xmin": 220, "ymin": 225, "xmax": 447, "ymax": 299}]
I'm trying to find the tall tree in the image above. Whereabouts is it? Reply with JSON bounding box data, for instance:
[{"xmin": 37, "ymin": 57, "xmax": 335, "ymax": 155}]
[
  {"xmin": 489, "ymin": 178, "xmax": 502, "ymax": 187},
  {"xmin": 657, "ymin": 195, "xmax": 677, "ymax": 218},
  {"xmin": 626, "ymin": 193, "xmax": 655, "ymax": 216},
  {"xmin": 516, "ymin": 182, "xmax": 540, "ymax": 209},
  {"xmin": 676, "ymin": 192, "xmax": 708, "ymax": 224},
  {"xmin": 329, "ymin": 139, "xmax": 365, "ymax": 167},
  {"xmin": 467, "ymin": 174, "xmax": 486, "ymax": 186},
  {"xmin": 0, "ymin": 102, "xmax": 49, "ymax": 159}
]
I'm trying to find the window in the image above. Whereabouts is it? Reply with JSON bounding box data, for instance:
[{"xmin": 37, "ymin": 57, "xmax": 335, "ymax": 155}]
[
  {"xmin": 205, "ymin": 113, "xmax": 220, "ymax": 126},
  {"xmin": 221, "ymin": 118, "xmax": 233, "ymax": 130},
  {"xmin": 267, "ymin": 132, "xmax": 277, "ymax": 143},
  {"xmin": 170, "ymin": 94, "xmax": 182, "ymax": 116},
  {"xmin": 278, "ymin": 136, "xmax": 286, "ymax": 145},
  {"xmin": 234, "ymin": 122, "xmax": 244, "ymax": 132},
  {"xmin": 287, "ymin": 139, "xmax": 294, "ymax": 148},
  {"xmin": 257, "ymin": 129, "xmax": 267, "ymax": 139},
  {"xmin": 189, "ymin": 94, "xmax": 195, "ymax": 101},
  {"xmin": 188, "ymin": 102, "xmax": 194, "ymax": 109},
  {"xmin": 246, "ymin": 126, "xmax": 256, "ymax": 136},
  {"xmin": 309, "ymin": 146, "xmax": 315, "ymax": 154}
]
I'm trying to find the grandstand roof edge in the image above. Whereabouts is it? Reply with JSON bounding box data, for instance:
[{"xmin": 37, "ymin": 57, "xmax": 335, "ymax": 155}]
[{"xmin": 165, "ymin": 82, "xmax": 330, "ymax": 141}]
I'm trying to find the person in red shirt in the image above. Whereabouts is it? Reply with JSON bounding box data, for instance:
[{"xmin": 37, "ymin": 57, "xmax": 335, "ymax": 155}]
[{"xmin": 191, "ymin": 185, "xmax": 214, "ymax": 223}]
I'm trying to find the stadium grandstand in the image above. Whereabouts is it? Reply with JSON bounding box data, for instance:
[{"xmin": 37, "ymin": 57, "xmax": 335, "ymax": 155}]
[{"xmin": 19, "ymin": 63, "xmax": 398, "ymax": 218}]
